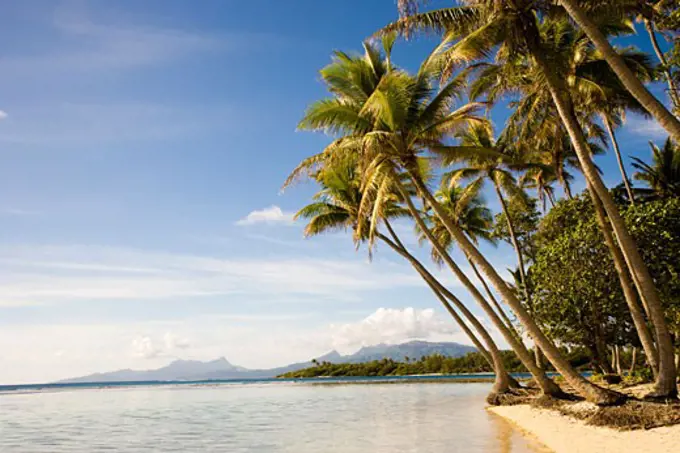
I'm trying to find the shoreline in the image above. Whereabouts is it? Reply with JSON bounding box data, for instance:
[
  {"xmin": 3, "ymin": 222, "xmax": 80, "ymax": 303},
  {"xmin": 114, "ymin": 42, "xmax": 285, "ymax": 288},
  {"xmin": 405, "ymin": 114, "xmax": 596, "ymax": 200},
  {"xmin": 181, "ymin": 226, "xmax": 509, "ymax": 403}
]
[{"xmin": 489, "ymin": 404, "xmax": 680, "ymax": 453}]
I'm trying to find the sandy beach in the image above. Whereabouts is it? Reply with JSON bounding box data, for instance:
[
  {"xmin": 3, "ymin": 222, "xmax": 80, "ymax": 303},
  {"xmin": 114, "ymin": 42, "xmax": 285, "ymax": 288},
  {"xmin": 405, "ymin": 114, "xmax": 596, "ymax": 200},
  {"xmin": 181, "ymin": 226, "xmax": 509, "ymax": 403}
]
[{"xmin": 489, "ymin": 404, "xmax": 680, "ymax": 453}]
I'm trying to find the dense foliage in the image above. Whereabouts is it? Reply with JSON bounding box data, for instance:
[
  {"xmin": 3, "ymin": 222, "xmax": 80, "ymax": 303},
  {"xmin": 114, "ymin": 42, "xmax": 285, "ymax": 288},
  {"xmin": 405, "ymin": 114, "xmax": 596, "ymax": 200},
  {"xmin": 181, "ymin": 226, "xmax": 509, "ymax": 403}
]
[
  {"xmin": 529, "ymin": 196, "xmax": 680, "ymax": 370},
  {"xmin": 289, "ymin": 0, "xmax": 680, "ymax": 401},
  {"xmin": 278, "ymin": 350, "xmax": 593, "ymax": 379}
]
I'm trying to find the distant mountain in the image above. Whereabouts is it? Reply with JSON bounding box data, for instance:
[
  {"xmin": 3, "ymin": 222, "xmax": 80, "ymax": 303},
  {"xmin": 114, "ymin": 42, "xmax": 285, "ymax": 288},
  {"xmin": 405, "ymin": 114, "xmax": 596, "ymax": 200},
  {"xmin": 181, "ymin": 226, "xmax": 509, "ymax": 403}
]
[
  {"xmin": 59, "ymin": 340, "xmax": 476, "ymax": 383},
  {"xmin": 60, "ymin": 357, "xmax": 245, "ymax": 383},
  {"xmin": 338, "ymin": 341, "xmax": 476, "ymax": 363}
]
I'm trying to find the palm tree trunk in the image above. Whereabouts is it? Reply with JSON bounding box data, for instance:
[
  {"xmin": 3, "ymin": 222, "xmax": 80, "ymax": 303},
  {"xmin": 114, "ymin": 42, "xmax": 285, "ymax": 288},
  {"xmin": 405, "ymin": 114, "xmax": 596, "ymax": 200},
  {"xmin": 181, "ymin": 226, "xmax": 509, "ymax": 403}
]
[
  {"xmin": 530, "ymin": 43, "xmax": 677, "ymax": 399},
  {"xmin": 563, "ymin": 180, "xmax": 574, "ymax": 200},
  {"xmin": 493, "ymin": 183, "xmax": 531, "ymax": 305},
  {"xmin": 493, "ymin": 182, "xmax": 544, "ymax": 370},
  {"xmin": 394, "ymin": 181, "xmax": 560, "ymax": 396},
  {"xmin": 407, "ymin": 174, "xmax": 624, "ymax": 405},
  {"xmin": 629, "ymin": 347, "xmax": 637, "ymax": 376},
  {"xmin": 594, "ymin": 329, "xmax": 614, "ymax": 375},
  {"xmin": 466, "ymin": 255, "xmax": 521, "ymax": 341},
  {"xmin": 376, "ymin": 231, "xmax": 513, "ymax": 395},
  {"xmin": 558, "ymin": 0, "xmax": 680, "ymax": 141},
  {"xmin": 645, "ymin": 19, "xmax": 680, "ymax": 112},
  {"xmin": 585, "ymin": 182, "xmax": 659, "ymax": 377},
  {"xmin": 615, "ymin": 345, "xmax": 623, "ymax": 376},
  {"xmin": 547, "ymin": 192, "xmax": 556, "ymax": 208},
  {"xmin": 603, "ymin": 116, "xmax": 635, "ymax": 205}
]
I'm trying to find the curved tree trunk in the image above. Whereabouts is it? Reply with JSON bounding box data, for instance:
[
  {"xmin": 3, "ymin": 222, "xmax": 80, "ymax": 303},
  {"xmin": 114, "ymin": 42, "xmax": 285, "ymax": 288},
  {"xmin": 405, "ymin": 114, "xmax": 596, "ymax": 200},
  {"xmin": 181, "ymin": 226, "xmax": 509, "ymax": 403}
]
[
  {"xmin": 562, "ymin": 180, "xmax": 574, "ymax": 200},
  {"xmin": 645, "ymin": 19, "xmax": 680, "ymax": 112},
  {"xmin": 376, "ymin": 231, "xmax": 512, "ymax": 395},
  {"xmin": 558, "ymin": 0, "xmax": 680, "ymax": 141},
  {"xmin": 466, "ymin": 255, "xmax": 521, "ymax": 341},
  {"xmin": 493, "ymin": 183, "xmax": 531, "ymax": 306},
  {"xmin": 407, "ymin": 174, "xmax": 623, "ymax": 405},
  {"xmin": 547, "ymin": 192, "xmax": 556, "ymax": 208},
  {"xmin": 493, "ymin": 182, "xmax": 544, "ymax": 369},
  {"xmin": 603, "ymin": 116, "xmax": 635, "ymax": 205},
  {"xmin": 586, "ymin": 182, "xmax": 659, "ymax": 377},
  {"xmin": 531, "ymin": 47, "xmax": 676, "ymax": 398},
  {"xmin": 394, "ymin": 182, "xmax": 560, "ymax": 396}
]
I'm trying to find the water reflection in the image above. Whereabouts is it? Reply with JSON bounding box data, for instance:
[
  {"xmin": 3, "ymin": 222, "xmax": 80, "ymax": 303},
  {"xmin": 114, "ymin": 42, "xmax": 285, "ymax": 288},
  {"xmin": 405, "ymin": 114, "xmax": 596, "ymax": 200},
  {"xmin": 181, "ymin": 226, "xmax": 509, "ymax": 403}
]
[{"xmin": 0, "ymin": 382, "xmax": 548, "ymax": 452}]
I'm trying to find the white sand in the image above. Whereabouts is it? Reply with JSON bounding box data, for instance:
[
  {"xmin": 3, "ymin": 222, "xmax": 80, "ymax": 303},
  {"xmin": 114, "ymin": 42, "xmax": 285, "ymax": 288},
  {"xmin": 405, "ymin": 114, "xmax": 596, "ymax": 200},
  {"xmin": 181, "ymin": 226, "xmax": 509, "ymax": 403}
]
[{"xmin": 489, "ymin": 404, "xmax": 680, "ymax": 453}]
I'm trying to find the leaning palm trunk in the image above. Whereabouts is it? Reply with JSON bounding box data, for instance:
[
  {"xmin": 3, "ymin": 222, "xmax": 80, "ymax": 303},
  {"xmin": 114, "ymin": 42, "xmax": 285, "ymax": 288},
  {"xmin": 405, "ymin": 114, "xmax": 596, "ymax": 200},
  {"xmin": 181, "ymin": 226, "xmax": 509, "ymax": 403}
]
[
  {"xmin": 466, "ymin": 255, "xmax": 521, "ymax": 342},
  {"xmin": 407, "ymin": 174, "xmax": 624, "ymax": 405},
  {"xmin": 376, "ymin": 231, "xmax": 513, "ymax": 396},
  {"xmin": 558, "ymin": 0, "xmax": 680, "ymax": 141},
  {"xmin": 645, "ymin": 19, "xmax": 680, "ymax": 112},
  {"xmin": 586, "ymin": 182, "xmax": 659, "ymax": 376},
  {"xmin": 531, "ymin": 45, "xmax": 677, "ymax": 398},
  {"xmin": 395, "ymin": 181, "xmax": 562, "ymax": 397},
  {"xmin": 493, "ymin": 182, "xmax": 544, "ymax": 369},
  {"xmin": 493, "ymin": 184, "xmax": 531, "ymax": 305},
  {"xmin": 603, "ymin": 116, "xmax": 635, "ymax": 205}
]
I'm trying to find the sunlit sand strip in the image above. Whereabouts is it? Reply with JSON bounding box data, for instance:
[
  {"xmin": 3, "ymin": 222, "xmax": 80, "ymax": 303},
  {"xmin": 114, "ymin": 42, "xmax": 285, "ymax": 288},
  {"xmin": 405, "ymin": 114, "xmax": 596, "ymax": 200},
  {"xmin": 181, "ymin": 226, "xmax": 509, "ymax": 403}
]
[{"xmin": 489, "ymin": 404, "xmax": 680, "ymax": 453}]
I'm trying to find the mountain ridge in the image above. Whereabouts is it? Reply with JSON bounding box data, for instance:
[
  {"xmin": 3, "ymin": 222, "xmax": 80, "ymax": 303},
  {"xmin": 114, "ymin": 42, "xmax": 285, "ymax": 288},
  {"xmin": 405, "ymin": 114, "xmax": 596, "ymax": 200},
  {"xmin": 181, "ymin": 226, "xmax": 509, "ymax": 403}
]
[{"xmin": 59, "ymin": 340, "xmax": 476, "ymax": 383}]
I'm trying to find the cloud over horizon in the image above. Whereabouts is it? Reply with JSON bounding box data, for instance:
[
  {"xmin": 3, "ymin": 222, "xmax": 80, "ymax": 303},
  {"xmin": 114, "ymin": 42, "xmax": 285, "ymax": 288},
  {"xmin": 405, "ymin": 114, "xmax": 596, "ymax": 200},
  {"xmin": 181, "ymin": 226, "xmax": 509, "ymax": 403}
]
[{"xmin": 329, "ymin": 307, "xmax": 461, "ymax": 354}]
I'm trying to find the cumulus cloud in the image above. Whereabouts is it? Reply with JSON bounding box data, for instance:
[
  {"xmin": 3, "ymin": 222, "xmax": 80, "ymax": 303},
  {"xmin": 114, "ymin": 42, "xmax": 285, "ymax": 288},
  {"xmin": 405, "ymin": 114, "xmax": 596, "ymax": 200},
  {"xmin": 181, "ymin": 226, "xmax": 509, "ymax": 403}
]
[
  {"xmin": 235, "ymin": 206, "xmax": 295, "ymax": 226},
  {"xmin": 132, "ymin": 332, "xmax": 191, "ymax": 359},
  {"xmin": 329, "ymin": 307, "xmax": 459, "ymax": 353},
  {"xmin": 132, "ymin": 335, "xmax": 161, "ymax": 359}
]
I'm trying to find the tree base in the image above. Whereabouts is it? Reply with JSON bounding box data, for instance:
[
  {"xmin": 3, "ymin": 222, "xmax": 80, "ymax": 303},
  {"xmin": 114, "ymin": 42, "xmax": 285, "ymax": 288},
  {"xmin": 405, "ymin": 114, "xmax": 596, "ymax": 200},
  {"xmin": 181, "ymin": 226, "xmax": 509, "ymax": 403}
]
[
  {"xmin": 592, "ymin": 388, "xmax": 627, "ymax": 407},
  {"xmin": 643, "ymin": 388, "xmax": 679, "ymax": 402},
  {"xmin": 486, "ymin": 389, "xmax": 521, "ymax": 406}
]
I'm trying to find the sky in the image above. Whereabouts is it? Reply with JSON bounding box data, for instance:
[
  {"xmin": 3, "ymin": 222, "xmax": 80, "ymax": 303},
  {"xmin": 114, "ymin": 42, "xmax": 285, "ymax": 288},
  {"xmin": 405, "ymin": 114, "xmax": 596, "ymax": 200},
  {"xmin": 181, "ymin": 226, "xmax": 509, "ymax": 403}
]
[{"xmin": 0, "ymin": 0, "xmax": 674, "ymax": 384}]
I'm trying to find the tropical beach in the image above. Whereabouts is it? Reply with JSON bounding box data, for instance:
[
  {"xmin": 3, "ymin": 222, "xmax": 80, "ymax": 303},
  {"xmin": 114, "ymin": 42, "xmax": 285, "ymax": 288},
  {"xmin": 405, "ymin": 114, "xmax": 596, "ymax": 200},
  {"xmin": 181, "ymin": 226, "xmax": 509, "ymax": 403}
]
[{"xmin": 1, "ymin": 0, "xmax": 680, "ymax": 452}]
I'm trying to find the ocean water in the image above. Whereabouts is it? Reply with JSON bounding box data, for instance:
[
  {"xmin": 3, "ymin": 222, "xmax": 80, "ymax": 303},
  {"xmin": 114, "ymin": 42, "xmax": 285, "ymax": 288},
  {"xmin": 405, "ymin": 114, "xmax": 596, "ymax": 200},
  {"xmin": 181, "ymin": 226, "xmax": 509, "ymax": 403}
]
[{"xmin": 0, "ymin": 381, "xmax": 548, "ymax": 452}]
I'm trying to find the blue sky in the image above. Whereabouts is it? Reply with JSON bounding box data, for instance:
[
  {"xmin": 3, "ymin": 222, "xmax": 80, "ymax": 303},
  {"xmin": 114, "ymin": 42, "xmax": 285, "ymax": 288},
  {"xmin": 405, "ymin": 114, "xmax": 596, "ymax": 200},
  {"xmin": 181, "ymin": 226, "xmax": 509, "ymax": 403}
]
[{"xmin": 0, "ymin": 0, "xmax": 673, "ymax": 384}]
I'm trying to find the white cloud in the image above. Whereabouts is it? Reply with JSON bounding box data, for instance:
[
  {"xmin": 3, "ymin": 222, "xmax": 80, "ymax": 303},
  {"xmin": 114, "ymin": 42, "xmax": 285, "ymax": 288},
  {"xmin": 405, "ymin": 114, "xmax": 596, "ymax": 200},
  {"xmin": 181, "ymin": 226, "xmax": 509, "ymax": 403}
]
[
  {"xmin": 0, "ymin": 244, "xmax": 422, "ymax": 306},
  {"xmin": 0, "ymin": 9, "xmax": 220, "ymax": 78},
  {"xmin": 0, "ymin": 208, "xmax": 40, "ymax": 216},
  {"xmin": 236, "ymin": 206, "xmax": 296, "ymax": 226},
  {"xmin": 329, "ymin": 307, "xmax": 460, "ymax": 354},
  {"xmin": 0, "ymin": 110, "xmax": 7, "ymax": 120},
  {"xmin": 164, "ymin": 332, "xmax": 190, "ymax": 350},
  {"xmin": 0, "ymin": 102, "xmax": 243, "ymax": 146},
  {"xmin": 131, "ymin": 332, "xmax": 191, "ymax": 359},
  {"xmin": 0, "ymin": 305, "xmax": 509, "ymax": 384},
  {"xmin": 132, "ymin": 335, "xmax": 161, "ymax": 359},
  {"xmin": 627, "ymin": 117, "xmax": 668, "ymax": 140}
]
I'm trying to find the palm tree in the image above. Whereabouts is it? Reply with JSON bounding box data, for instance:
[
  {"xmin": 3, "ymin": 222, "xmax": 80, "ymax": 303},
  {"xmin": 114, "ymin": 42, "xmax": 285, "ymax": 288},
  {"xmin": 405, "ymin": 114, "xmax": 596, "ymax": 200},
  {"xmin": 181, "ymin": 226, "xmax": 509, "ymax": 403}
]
[
  {"xmin": 290, "ymin": 154, "xmax": 516, "ymax": 396},
  {"xmin": 640, "ymin": 1, "xmax": 680, "ymax": 112},
  {"xmin": 291, "ymin": 39, "xmax": 628, "ymax": 400},
  {"xmin": 383, "ymin": 2, "xmax": 674, "ymax": 400},
  {"xmin": 632, "ymin": 137, "xmax": 680, "ymax": 199},
  {"xmin": 444, "ymin": 125, "xmax": 534, "ymax": 312},
  {"xmin": 426, "ymin": 181, "xmax": 521, "ymax": 341},
  {"xmin": 288, "ymin": 39, "xmax": 564, "ymax": 396},
  {"xmin": 557, "ymin": 0, "xmax": 680, "ymax": 140},
  {"xmin": 520, "ymin": 165, "xmax": 558, "ymax": 212},
  {"xmin": 466, "ymin": 23, "xmax": 661, "ymax": 377}
]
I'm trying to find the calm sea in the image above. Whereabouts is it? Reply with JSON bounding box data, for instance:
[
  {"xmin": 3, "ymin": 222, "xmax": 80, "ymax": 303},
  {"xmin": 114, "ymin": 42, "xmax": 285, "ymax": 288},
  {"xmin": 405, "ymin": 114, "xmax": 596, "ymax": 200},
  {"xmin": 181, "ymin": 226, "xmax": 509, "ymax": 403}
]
[{"xmin": 0, "ymin": 380, "xmax": 548, "ymax": 452}]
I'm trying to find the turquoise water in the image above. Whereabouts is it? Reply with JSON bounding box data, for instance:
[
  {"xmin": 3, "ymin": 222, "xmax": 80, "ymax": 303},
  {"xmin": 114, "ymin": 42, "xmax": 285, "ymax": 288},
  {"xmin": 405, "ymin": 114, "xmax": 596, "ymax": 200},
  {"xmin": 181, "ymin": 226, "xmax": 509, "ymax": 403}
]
[{"xmin": 0, "ymin": 381, "xmax": 548, "ymax": 452}]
